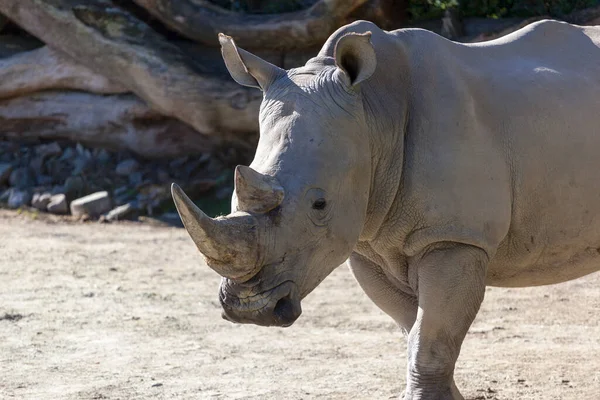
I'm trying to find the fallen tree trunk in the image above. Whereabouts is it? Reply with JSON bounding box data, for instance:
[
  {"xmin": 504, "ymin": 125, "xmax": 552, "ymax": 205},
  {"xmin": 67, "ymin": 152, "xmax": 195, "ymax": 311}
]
[
  {"xmin": 464, "ymin": 5, "xmax": 600, "ymax": 43},
  {"xmin": 0, "ymin": 91, "xmax": 224, "ymax": 158},
  {"xmin": 0, "ymin": 0, "xmax": 262, "ymax": 143},
  {"xmin": 563, "ymin": 5, "xmax": 600, "ymax": 25},
  {"xmin": 131, "ymin": 0, "xmax": 368, "ymax": 50},
  {"xmin": 0, "ymin": 45, "xmax": 127, "ymax": 99}
]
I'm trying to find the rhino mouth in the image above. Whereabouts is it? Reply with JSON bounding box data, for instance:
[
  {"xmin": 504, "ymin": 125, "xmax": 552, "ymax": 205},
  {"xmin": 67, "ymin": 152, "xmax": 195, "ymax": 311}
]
[{"xmin": 219, "ymin": 278, "xmax": 302, "ymax": 327}]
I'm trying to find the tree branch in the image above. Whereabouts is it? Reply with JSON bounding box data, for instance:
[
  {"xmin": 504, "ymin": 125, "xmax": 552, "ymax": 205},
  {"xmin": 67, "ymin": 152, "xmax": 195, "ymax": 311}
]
[
  {"xmin": 131, "ymin": 0, "xmax": 368, "ymax": 50},
  {"xmin": 0, "ymin": 44, "xmax": 127, "ymax": 99},
  {"xmin": 0, "ymin": 91, "xmax": 221, "ymax": 158},
  {"xmin": 0, "ymin": 0, "xmax": 262, "ymax": 142}
]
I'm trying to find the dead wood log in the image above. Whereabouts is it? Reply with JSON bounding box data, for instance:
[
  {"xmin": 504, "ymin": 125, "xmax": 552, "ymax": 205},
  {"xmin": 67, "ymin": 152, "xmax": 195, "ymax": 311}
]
[
  {"xmin": 0, "ymin": 34, "xmax": 44, "ymax": 58},
  {"xmin": 464, "ymin": 5, "xmax": 600, "ymax": 43},
  {"xmin": 0, "ymin": 0, "xmax": 262, "ymax": 143},
  {"xmin": 0, "ymin": 14, "xmax": 8, "ymax": 33},
  {"xmin": 563, "ymin": 5, "xmax": 600, "ymax": 25},
  {"xmin": 0, "ymin": 91, "xmax": 227, "ymax": 158},
  {"xmin": 0, "ymin": 45, "xmax": 127, "ymax": 99},
  {"xmin": 131, "ymin": 0, "xmax": 367, "ymax": 50}
]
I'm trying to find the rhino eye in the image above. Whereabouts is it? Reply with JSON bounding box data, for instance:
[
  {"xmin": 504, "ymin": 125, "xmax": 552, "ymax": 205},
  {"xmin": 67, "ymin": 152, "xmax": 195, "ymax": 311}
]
[{"xmin": 312, "ymin": 198, "xmax": 327, "ymax": 210}]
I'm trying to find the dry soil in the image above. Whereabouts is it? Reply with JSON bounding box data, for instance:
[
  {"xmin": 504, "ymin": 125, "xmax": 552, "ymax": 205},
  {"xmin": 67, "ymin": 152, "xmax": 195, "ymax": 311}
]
[{"xmin": 0, "ymin": 210, "xmax": 599, "ymax": 399}]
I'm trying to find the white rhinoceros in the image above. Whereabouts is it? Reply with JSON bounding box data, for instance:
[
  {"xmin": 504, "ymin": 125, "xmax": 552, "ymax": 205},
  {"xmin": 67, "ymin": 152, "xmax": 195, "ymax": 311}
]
[{"xmin": 172, "ymin": 19, "xmax": 600, "ymax": 399}]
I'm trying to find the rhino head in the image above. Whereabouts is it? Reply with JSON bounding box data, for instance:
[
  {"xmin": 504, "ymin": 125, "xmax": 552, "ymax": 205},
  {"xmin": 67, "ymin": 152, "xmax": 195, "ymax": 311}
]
[{"xmin": 172, "ymin": 28, "xmax": 378, "ymax": 327}]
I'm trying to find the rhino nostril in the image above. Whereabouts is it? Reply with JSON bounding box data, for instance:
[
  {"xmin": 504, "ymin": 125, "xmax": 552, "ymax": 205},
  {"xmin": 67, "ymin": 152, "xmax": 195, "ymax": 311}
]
[{"xmin": 273, "ymin": 295, "xmax": 296, "ymax": 325}]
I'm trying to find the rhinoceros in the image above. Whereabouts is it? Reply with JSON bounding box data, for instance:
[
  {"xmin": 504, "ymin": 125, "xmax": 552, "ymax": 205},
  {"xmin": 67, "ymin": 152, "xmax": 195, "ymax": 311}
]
[{"xmin": 171, "ymin": 19, "xmax": 600, "ymax": 399}]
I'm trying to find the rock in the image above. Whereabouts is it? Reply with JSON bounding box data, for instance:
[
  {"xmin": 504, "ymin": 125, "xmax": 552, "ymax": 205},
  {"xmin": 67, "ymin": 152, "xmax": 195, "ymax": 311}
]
[
  {"xmin": 32, "ymin": 192, "xmax": 52, "ymax": 210},
  {"xmin": 116, "ymin": 159, "xmax": 139, "ymax": 176},
  {"xmin": 128, "ymin": 171, "xmax": 143, "ymax": 186},
  {"xmin": 105, "ymin": 203, "xmax": 137, "ymax": 221},
  {"xmin": 63, "ymin": 176, "xmax": 85, "ymax": 200},
  {"xmin": 72, "ymin": 155, "xmax": 93, "ymax": 175},
  {"xmin": 169, "ymin": 156, "xmax": 189, "ymax": 170},
  {"xmin": 8, "ymin": 188, "xmax": 32, "ymax": 209},
  {"xmin": 182, "ymin": 179, "xmax": 217, "ymax": 198},
  {"xmin": 0, "ymin": 188, "xmax": 11, "ymax": 203},
  {"xmin": 9, "ymin": 167, "xmax": 35, "ymax": 189},
  {"xmin": 35, "ymin": 142, "xmax": 61, "ymax": 158},
  {"xmin": 36, "ymin": 175, "xmax": 54, "ymax": 186},
  {"xmin": 75, "ymin": 143, "xmax": 86, "ymax": 156},
  {"xmin": 45, "ymin": 158, "xmax": 69, "ymax": 182},
  {"xmin": 29, "ymin": 156, "xmax": 45, "ymax": 176},
  {"xmin": 157, "ymin": 212, "xmax": 184, "ymax": 228},
  {"xmin": 95, "ymin": 148, "xmax": 111, "ymax": 164},
  {"xmin": 0, "ymin": 163, "xmax": 13, "ymax": 185},
  {"xmin": 70, "ymin": 191, "xmax": 112, "ymax": 217},
  {"xmin": 47, "ymin": 194, "xmax": 69, "ymax": 214},
  {"xmin": 156, "ymin": 168, "xmax": 170, "ymax": 184},
  {"xmin": 60, "ymin": 147, "xmax": 75, "ymax": 161},
  {"xmin": 51, "ymin": 185, "xmax": 65, "ymax": 196}
]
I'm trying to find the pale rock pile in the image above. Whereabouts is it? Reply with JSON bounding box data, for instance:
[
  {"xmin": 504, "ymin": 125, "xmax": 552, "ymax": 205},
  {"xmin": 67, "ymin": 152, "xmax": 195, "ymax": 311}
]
[{"xmin": 0, "ymin": 139, "xmax": 238, "ymax": 222}]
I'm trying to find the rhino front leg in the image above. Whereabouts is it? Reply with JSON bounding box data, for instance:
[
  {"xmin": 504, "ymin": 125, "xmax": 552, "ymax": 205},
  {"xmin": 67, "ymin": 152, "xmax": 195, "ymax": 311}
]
[
  {"xmin": 347, "ymin": 252, "xmax": 418, "ymax": 335},
  {"xmin": 404, "ymin": 244, "xmax": 487, "ymax": 400}
]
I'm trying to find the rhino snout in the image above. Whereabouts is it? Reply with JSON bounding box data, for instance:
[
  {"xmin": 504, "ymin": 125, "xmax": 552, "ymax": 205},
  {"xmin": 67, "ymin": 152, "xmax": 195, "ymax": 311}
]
[{"xmin": 219, "ymin": 280, "xmax": 301, "ymax": 327}]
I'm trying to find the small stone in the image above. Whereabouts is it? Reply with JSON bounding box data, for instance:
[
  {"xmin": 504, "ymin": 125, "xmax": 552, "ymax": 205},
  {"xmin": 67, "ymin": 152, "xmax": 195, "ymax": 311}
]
[
  {"xmin": 0, "ymin": 189, "xmax": 10, "ymax": 203},
  {"xmin": 8, "ymin": 188, "xmax": 32, "ymax": 209},
  {"xmin": 116, "ymin": 159, "xmax": 139, "ymax": 176},
  {"xmin": 35, "ymin": 142, "xmax": 61, "ymax": 158},
  {"xmin": 156, "ymin": 169, "xmax": 170, "ymax": 183},
  {"xmin": 169, "ymin": 156, "xmax": 189, "ymax": 170},
  {"xmin": 9, "ymin": 167, "xmax": 35, "ymax": 189},
  {"xmin": 95, "ymin": 149, "xmax": 111, "ymax": 164},
  {"xmin": 47, "ymin": 194, "xmax": 68, "ymax": 214},
  {"xmin": 29, "ymin": 156, "xmax": 45, "ymax": 176},
  {"xmin": 63, "ymin": 176, "xmax": 85, "ymax": 200},
  {"xmin": 72, "ymin": 155, "xmax": 93, "ymax": 175},
  {"xmin": 70, "ymin": 191, "xmax": 112, "ymax": 218},
  {"xmin": 76, "ymin": 143, "xmax": 86, "ymax": 156},
  {"xmin": 32, "ymin": 192, "xmax": 52, "ymax": 210},
  {"xmin": 60, "ymin": 147, "xmax": 75, "ymax": 161},
  {"xmin": 158, "ymin": 212, "xmax": 184, "ymax": 228},
  {"xmin": 36, "ymin": 175, "xmax": 54, "ymax": 186},
  {"xmin": 51, "ymin": 185, "xmax": 65, "ymax": 196},
  {"xmin": 0, "ymin": 163, "xmax": 12, "ymax": 185},
  {"xmin": 106, "ymin": 203, "xmax": 137, "ymax": 221},
  {"xmin": 128, "ymin": 171, "xmax": 143, "ymax": 186}
]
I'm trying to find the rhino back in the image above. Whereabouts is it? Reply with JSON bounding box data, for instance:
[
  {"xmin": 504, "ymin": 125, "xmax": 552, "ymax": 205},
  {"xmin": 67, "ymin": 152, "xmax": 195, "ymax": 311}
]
[{"xmin": 384, "ymin": 20, "xmax": 600, "ymax": 287}]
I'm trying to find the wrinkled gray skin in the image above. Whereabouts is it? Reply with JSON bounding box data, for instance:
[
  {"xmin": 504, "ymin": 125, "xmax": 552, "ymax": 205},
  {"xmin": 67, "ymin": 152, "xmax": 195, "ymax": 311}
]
[{"xmin": 172, "ymin": 19, "xmax": 600, "ymax": 399}]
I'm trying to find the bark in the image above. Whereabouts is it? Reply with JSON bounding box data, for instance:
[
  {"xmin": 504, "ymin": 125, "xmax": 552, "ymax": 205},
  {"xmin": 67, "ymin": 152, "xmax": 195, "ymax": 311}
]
[
  {"xmin": 0, "ymin": 0, "xmax": 262, "ymax": 143},
  {"xmin": 563, "ymin": 5, "xmax": 600, "ymax": 25},
  {"xmin": 0, "ymin": 91, "xmax": 223, "ymax": 158},
  {"xmin": 351, "ymin": 0, "xmax": 408, "ymax": 31},
  {"xmin": 0, "ymin": 34, "xmax": 44, "ymax": 58},
  {"xmin": 0, "ymin": 14, "xmax": 8, "ymax": 33},
  {"xmin": 0, "ymin": 45, "xmax": 127, "ymax": 99},
  {"xmin": 464, "ymin": 5, "xmax": 600, "ymax": 43},
  {"xmin": 131, "ymin": 0, "xmax": 367, "ymax": 50}
]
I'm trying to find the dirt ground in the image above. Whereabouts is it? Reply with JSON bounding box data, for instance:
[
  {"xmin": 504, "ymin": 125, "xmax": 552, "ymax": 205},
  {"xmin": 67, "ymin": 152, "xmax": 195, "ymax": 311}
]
[{"xmin": 0, "ymin": 209, "xmax": 599, "ymax": 400}]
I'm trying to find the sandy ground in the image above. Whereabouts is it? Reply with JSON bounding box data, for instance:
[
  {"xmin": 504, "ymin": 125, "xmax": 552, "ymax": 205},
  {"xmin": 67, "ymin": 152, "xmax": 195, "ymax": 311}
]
[{"xmin": 0, "ymin": 209, "xmax": 599, "ymax": 400}]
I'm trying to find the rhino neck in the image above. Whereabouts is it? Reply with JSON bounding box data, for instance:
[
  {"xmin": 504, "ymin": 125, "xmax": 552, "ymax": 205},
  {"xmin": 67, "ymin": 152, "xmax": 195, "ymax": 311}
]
[{"xmin": 357, "ymin": 39, "xmax": 412, "ymax": 243}]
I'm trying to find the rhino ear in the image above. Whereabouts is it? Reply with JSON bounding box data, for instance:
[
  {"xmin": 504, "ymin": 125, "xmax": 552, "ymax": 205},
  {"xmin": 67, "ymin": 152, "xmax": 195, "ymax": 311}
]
[
  {"xmin": 219, "ymin": 33, "xmax": 285, "ymax": 91},
  {"xmin": 334, "ymin": 32, "xmax": 376, "ymax": 87}
]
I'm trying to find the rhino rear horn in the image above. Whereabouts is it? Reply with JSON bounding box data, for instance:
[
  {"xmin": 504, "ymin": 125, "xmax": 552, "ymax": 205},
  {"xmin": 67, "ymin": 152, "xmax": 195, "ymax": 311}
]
[
  {"xmin": 171, "ymin": 183, "xmax": 261, "ymax": 280},
  {"xmin": 234, "ymin": 166, "xmax": 284, "ymax": 213}
]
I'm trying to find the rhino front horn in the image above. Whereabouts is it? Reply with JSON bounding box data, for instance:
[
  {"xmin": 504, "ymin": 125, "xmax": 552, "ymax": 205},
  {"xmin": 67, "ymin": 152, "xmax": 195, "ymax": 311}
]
[
  {"xmin": 171, "ymin": 183, "xmax": 262, "ymax": 281},
  {"xmin": 234, "ymin": 165, "xmax": 284, "ymax": 213}
]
